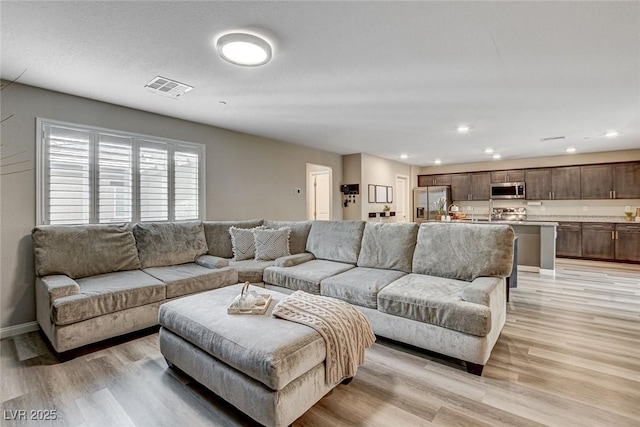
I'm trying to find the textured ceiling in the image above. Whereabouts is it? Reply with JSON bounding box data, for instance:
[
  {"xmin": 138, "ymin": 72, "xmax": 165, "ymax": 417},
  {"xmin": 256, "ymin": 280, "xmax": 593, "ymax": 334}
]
[{"xmin": 1, "ymin": 1, "xmax": 639, "ymax": 166}]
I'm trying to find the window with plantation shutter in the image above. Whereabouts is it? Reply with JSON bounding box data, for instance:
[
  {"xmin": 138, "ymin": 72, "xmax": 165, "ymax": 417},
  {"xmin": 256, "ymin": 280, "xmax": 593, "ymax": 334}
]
[{"xmin": 38, "ymin": 119, "xmax": 204, "ymax": 225}]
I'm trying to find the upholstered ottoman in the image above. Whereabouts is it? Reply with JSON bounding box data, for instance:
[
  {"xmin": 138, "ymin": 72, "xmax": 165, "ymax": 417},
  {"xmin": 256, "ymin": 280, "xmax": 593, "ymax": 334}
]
[{"xmin": 158, "ymin": 284, "xmax": 342, "ymax": 427}]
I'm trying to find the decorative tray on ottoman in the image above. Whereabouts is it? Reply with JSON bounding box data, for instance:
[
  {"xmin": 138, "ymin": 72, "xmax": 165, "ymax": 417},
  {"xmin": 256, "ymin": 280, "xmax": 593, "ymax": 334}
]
[{"xmin": 227, "ymin": 282, "xmax": 272, "ymax": 315}]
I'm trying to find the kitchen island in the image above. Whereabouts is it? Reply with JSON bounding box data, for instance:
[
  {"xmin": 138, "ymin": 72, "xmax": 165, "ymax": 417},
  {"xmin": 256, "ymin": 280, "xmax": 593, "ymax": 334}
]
[{"xmin": 449, "ymin": 219, "xmax": 558, "ymax": 274}]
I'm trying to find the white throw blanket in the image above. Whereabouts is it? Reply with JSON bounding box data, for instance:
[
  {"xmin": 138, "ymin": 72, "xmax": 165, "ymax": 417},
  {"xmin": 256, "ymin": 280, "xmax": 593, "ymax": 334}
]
[{"xmin": 272, "ymin": 291, "xmax": 376, "ymax": 384}]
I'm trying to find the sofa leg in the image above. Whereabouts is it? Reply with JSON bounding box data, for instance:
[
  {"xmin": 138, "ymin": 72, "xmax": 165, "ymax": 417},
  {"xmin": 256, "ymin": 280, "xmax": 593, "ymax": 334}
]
[
  {"xmin": 341, "ymin": 377, "xmax": 354, "ymax": 385},
  {"xmin": 466, "ymin": 362, "xmax": 484, "ymax": 376}
]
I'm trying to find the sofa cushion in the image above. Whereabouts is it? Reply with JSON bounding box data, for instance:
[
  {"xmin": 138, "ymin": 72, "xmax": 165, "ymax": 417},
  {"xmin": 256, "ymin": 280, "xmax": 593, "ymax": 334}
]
[
  {"xmin": 320, "ymin": 267, "xmax": 406, "ymax": 309},
  {"xmin": 377, "ymin": 274, "xmax": 493, "ymax": 337},
  {"xmin": 50, "ymin": 270, "xmax": 165, "ymax": 325},
  {"xmin": 412, "ymin": 223, "xmax": 515, "ymax": 281},
  {"xmin": 134, "ymin": 221, "xmax": 208, "ymax": 269},
  {"xmin": 263, "ymin": 260, "xmax": 354, "ymax": 294},
  {"xmin": 203, "ymin": 219, "xmax": 264, "ymax": 258},
  {"xmin": 159, "ymin": 284, "xmax": 326, "ymax": 390},
  {"xmin": 228, "ymin": 259, "xmax": 275, "ymax": 283},
  {"xmin": 143, "ymin": 264, "xmax": 238, "ymax": 299},
  {"xmin": 254, "ymin": 227, "xmax": 290, "ymax": 261},
  {"xmin": 263, "ymin": 220, "xmax": 312, "ymax": 254},
  {"xmin": 305, "ymin": 220, "xmax": 365, "ymax": 264},
  {"xmin": 32, "ymin": 224, "xmax": 140, "ymax": 279},
  {"xmin": 195, "ymin": 255, "xmax": 229, "ymax": 269},
  {"xmin": 357, "ymin": 222, "xmax": 418, "ymax": 273},
  {"xmin": 229, "ymin": 226, "xmax": 260, "ymax": 261}
]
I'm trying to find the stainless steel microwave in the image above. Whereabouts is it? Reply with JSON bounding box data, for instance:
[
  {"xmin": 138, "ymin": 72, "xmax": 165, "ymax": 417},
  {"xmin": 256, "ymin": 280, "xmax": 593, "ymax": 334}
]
[{"xmin": 490, "ymin": 182, "xmax": 526, "ymax": 199}]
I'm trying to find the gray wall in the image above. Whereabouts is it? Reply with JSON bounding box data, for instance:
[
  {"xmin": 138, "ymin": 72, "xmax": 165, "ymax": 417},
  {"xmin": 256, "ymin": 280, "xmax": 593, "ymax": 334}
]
[{"xmin": 0, "ymin": 82, "xmax": 343, "ymax": 329}]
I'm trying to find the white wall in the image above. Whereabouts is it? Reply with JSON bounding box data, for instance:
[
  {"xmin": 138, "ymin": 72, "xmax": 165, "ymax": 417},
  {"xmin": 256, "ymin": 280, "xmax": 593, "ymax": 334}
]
[{"xmin": 0, "ymin": 82, "xmax": 343, "ymax": 329}]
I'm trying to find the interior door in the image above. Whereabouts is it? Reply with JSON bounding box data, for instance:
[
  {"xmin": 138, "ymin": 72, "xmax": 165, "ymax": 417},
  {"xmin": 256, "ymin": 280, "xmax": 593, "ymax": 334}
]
[
  {"xmin": 312, "ymin": 172, "xmax": 330, "ymax": 221},
  {"xmin": 395, "ymin": 175, "xmax": 408, "ymax": 222}
]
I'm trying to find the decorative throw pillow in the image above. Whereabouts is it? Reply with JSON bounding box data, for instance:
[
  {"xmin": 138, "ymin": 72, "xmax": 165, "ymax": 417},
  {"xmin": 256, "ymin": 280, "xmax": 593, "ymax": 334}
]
[
  {"xmin": 229, "ymin": 226, "xmax": 262, "ymax": 261},
  {"xmin": 254, "ymin": 227, "xmax": 291, "ymax": 261}
]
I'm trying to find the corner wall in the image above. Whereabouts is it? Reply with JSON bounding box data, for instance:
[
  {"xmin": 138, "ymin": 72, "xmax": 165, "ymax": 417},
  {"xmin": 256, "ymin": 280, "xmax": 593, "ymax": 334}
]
[{"xmin": 0, "ymin": 82, "xmax": 343, "ymax": 329}]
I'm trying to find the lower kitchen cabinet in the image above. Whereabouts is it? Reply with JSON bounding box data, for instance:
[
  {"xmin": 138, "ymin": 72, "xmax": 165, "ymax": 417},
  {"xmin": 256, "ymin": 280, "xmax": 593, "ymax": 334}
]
[
  {"xmin": 615, "ymin": 223, "xmax": 640, "ymax": 262},
  {"xmin": 562, "ymin": 222, "xmax": 639, "ymax": 263},
  {"xmin": 581, "ymin": 223, "xmax": 615, "ymax": 260},
  {"xmin": 556, "ymin": 222, "xmax": 582, "ymax": 257}
]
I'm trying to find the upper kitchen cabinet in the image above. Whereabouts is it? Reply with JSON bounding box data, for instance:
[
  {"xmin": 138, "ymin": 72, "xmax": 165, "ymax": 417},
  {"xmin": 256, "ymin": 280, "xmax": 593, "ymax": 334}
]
[
  {"xmin": 581, "ymin": 164, "xmax": 613, "ymax": 199},
  {"xmin": 525, "ymin": 167, "xmax": 580, "ymax": 200},
  {"xmin": 418, "ymin": 174, "xmax": 452, "ymax": 187},
  {"xmin": 470, "ymin": 172, "xmax": 491, "ymax": 200},
  {"xmin": 581, "ymin": 162, "xmax": 640, "ymax": 199},
  {"xmin": 525, "ymin": 169, "xmax": 552, "ymax": 200},
  {"xmin": 490, "ymin": 169, "xmax": 525, "ymax": 183},
  {"xmin": 552, "ymin": 166, "xmax": 581, "ymax": 200},
  {"xmin": 613, "ymin": 162, "xmax": 640, "ymax": 199},
  {"xmin": 451, "ymin": 174, "xmax": 471, "ymax": 201}
]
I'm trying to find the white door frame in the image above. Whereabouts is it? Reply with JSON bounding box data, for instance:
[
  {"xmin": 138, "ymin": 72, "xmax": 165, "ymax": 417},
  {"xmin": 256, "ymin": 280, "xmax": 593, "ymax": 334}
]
[
  {"xmin": 395, "ymin": 174, "xmax": 410, "ymax": 223},
  {"xmin": 306, "ymin": 164, "xmax": 333, "ymax": 221}
]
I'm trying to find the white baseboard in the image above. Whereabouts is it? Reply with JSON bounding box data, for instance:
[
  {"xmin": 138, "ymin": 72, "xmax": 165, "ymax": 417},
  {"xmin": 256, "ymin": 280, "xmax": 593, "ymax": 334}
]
[
  {"xmin": 0, "ymin": 321, "xmax": 40, "ymax": 339},
  {"xmin": 517, "ymin": 265, "xmax": 539, "ymax": 273},
  {"xmin": 539, "ymin": 268, "xmax": 556, "ymax": 276}
]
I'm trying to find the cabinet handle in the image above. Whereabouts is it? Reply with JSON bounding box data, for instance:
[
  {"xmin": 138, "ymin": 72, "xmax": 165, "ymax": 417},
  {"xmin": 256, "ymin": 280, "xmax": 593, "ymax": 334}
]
[
  {"xmin": 616, "ymin": 231, "xmax": 619, "ymax": 240},
  {"xmin": 611, "ymin": 231, "xmax": 615, "ymax": 240},
  {"xmin": 609, "ymin": 190, "xmax": 612, "ymax": 199},
  {"xmin": 613, "ymin": 190, "xmax": 616, "ymax": 198},
  {"xmin": 548, "ymin": 192, "xmax": 552, "ymax": 200}
]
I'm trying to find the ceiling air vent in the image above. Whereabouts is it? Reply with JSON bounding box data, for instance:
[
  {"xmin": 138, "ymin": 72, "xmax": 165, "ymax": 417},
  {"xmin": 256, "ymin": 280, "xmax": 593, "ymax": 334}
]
[
  {"xmin": 539, "ymin": 136, "xmax": 566, "ymax": 142},
  {"xmin": 145, "ymin": 76, "xmax": 193, "ymax": 99}
]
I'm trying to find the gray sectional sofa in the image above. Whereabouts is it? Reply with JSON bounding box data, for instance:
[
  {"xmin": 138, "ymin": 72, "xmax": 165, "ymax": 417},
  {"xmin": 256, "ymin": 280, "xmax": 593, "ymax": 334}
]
[{"xmin": 33, "ymin": 218, "xmax": 514, "ymax": 375}]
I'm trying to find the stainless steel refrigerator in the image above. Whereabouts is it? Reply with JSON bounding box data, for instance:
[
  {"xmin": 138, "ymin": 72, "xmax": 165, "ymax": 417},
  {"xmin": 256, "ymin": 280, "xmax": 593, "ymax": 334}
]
[{"xmin": 413, "ymin": 186, "xmax": 452, "ymax": 223}]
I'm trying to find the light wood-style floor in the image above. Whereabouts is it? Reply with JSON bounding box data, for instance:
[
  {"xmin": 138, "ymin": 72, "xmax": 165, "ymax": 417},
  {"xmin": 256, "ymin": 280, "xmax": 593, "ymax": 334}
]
[{"xmin": 2, "ymin": 259, "xmax": 639, "ymax": 426}]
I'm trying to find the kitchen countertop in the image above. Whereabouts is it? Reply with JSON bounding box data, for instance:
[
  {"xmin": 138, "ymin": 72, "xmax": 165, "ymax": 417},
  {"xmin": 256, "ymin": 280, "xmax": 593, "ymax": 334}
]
[
  {"xmin": 450, "ymin": 219, "xmax": 559, "ymax": 226},
  {"xmin": 525, "ymin": 215, "xmax": 638, "ymax": 224}
]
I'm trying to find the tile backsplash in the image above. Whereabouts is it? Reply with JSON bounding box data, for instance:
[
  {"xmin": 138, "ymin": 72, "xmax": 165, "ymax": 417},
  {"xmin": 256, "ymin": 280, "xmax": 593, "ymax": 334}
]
[{"xmin": 454, "ymin": 199, "xmax": 640, "ymax": 219}]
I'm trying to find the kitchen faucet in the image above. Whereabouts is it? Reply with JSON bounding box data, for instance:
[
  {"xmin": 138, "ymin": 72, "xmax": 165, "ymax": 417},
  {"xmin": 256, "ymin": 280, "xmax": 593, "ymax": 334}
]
[{"xmin": 488, "ymin": 199, "xmax": 493, "ymax": 222}]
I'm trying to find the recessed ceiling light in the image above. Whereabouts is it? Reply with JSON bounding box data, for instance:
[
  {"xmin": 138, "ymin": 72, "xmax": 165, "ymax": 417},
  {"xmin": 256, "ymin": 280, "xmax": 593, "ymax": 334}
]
[
  {"xmin": 216, "ymin": 32, "xmax": 272, "ymax": 66},
  {"xmin": 492, "ymin": 153, "xmax": 501, "ymax": 159},
  {"xmin": 484, "ymin": 148, "xmax": 494, "ymax": 154},
  {"xmin": 457, "ymin": 125, "xmax": 471, "ymax": 133},
  {"xmin": 434, "ymin": 159, "xmax": 442, "ymax": 165},
  {"xmin": 604, "ymin": 130, "xmax": 619, "ymax": 138},
  {"xmin": 566, "ymin": 147, "xmax": 576, "ymax": 153},
  {"xmin": 400, "ymin": 154, "xmax": 408, "ymax": 160}
]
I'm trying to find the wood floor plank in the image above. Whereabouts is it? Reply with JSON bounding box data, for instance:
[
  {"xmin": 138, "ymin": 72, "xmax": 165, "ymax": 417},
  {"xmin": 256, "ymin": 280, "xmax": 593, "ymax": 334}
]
[{"xmin": 0, "ymin": 259, "xmax": 638, "ymax": 426}]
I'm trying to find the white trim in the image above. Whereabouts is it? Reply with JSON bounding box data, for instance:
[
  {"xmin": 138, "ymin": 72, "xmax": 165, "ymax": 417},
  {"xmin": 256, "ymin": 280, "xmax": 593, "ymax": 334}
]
[
  {"xmin": 0, "ymin": 321, "xmax": 40, "ymax": 339},
  {"xmin": 539, "ymin": 268, "xmax": 556, "ymax": 276},
  {"xmin": 395, "ymin": 173, "xmax": 410, "ymax": 223},
  {"xmin": 517, "ymin": 265, "xmax": 540, "ymax": 273}
]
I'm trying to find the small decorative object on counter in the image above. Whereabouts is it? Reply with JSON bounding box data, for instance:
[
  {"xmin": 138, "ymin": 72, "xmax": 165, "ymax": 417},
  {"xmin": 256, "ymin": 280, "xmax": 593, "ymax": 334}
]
[
  {"xmin": 383, "ymin": 204, "xmax": 390, "ymax": 212},
  {"xmin": 434, "ymin": 196, "xmax": 446, "ymax": 221},
  {"xmin": 625, "ymin": 211, "xmax": 634, "ymax": 222}
]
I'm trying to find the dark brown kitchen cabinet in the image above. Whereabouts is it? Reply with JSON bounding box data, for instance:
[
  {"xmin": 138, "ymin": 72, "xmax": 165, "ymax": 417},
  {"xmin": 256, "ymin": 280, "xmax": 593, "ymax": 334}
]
[
  {"xmin": 525, "ymin": 169, "xmax": 552, "ymax": 200},
  {"xmin": 582, "ymin": 223, "xmax": 615, "ymax": 260},
  {"xmin": 490, "ymin": 169, "xmax": 525, "ymax": 183},
  {"xmin": 418, "ymin": 174, "xmax": 452, "ymax": 187},
  {"xmin": 615, "ymin": 223, "xmax": 640, "ymax": 262},
  {"xmin": 470, "ymin": 172, "xmax": 491, "ymax": 200},
  {"xmin": 451, "ymin": 174, "xmax": 471, "ymax": 201},
  {"xmin": 581, "ymin": 164, "xmax": 613, "ymax": 199},
  {"xmin": 613, "ymin": 162, "xmax": 640, "ymax": 199},
  {"xmin": 552, "ymin": 166, "xmax": 581, "ymax": 200},
  {"xmin": 556, "ymin": 222, "xmax": 582, "ymax": 258}
]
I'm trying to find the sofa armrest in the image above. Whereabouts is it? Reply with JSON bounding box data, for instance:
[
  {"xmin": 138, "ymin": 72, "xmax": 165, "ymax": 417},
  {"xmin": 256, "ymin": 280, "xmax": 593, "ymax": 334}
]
[
  {"xmin": 461, "ymin": 277, "xmax": 502, "ymax": 306},
  {"xmin": 196, "ymin": 254, "xmax": 229, "ymax": 269},
  {"xmin": 275, "ymin": 253, "xmax": 315, "ymax": 267},
  {"xmin": 36, "ymin": 275, "xmax": 80, "ymax": 304}
]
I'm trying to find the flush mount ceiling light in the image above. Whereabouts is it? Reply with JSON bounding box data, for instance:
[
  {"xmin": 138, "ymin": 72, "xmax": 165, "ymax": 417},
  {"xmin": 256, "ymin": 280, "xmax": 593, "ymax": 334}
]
[
  {"xmin": 434, "ymin": 159, "xmax": 442, "ymax": 165},
  {"xmin": 604, "ymin": 130, "xmax": 619, "ymax": 138},
  {"xmin": 484, "ymin": 148, "xmax": 494, "ymax": 154},
  {"xmin": 457, "ymin": 125, "xmax": 471, "ymax": 133},
  {"xmin": 400, "ymin": 154, "xmax": 409, "ymax": 160},
  {"xmin": 566, "ymin": 147, "xmax": 577, "ymax": 153},
  {"xmin": 216, "ymin": 32, "xmax": 272, "ymax": 66},
  {"xmin": 492, "ymin": 153, "xmax": 502, "ymax": 160}
]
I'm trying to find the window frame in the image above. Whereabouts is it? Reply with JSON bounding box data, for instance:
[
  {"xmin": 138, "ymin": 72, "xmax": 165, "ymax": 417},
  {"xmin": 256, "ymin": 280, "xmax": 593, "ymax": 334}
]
[{"xmin": 36, "ymin": 118, "xmax": 205, "ymax": 225}]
